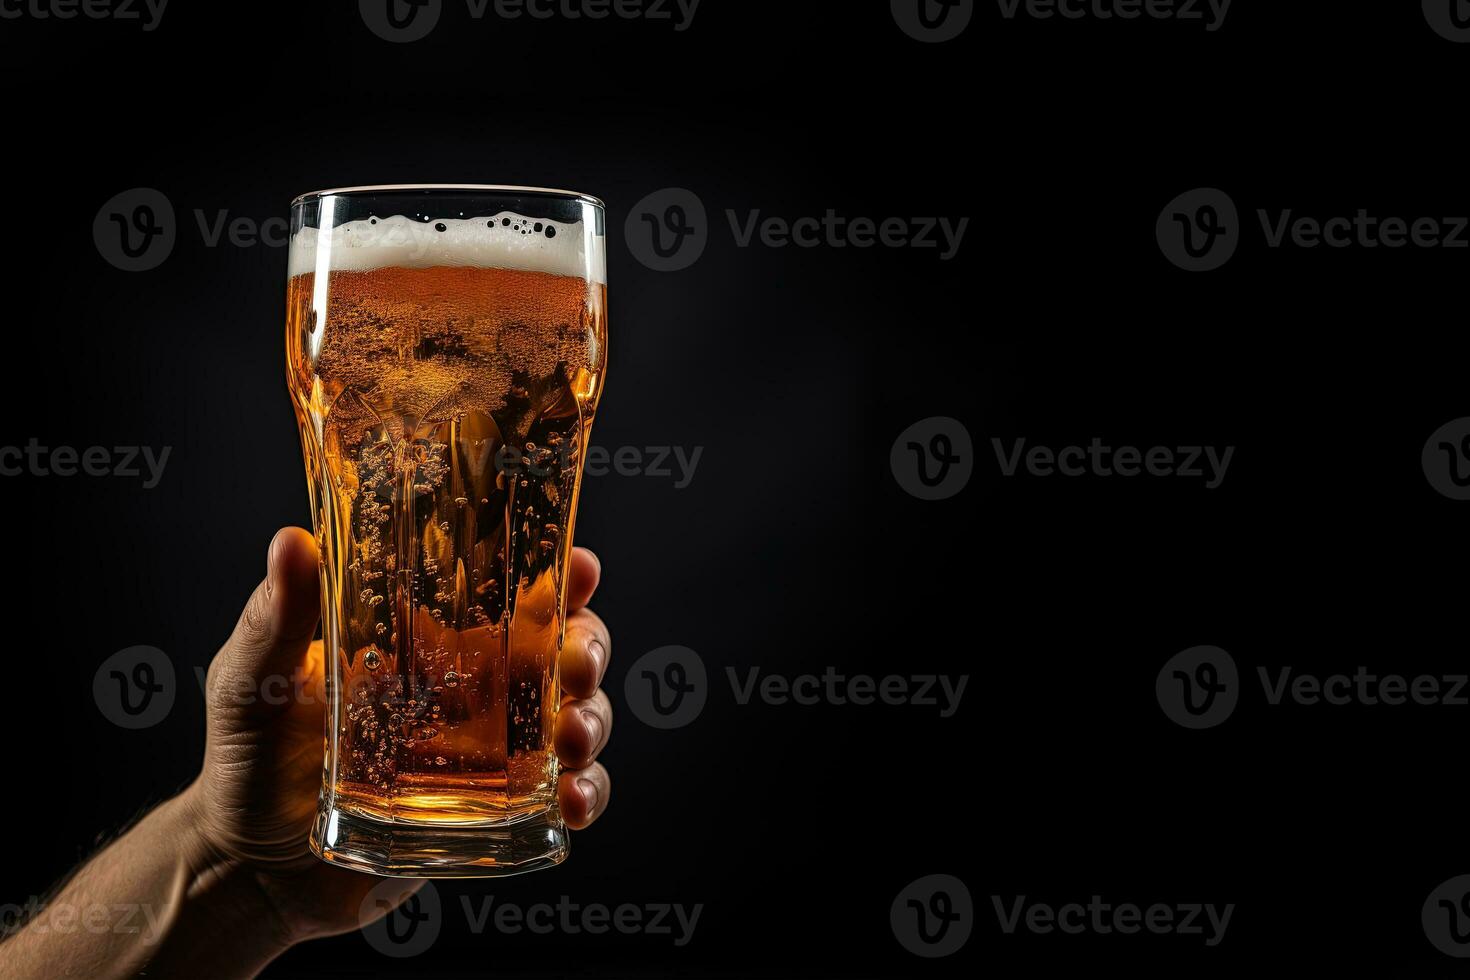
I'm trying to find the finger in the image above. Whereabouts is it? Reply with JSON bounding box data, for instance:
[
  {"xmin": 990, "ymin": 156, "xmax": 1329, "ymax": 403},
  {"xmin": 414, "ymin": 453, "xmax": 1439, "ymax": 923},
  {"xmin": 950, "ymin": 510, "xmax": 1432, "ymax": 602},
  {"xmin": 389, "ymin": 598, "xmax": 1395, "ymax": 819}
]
[
  {"xmin": 566, "ymin": 547, "xmax": 601, "ymax": 613},
  {"xmin": 560, "ymin": 606, "xmax": 610, "ymax": 700},
  {"xmin": 553, "ymin": 690, "xmax": 612, "ymax": 770},
  {"xmin": 210, "ymin": 528, "xmax": 321, "ymax": 697},
  {"xmin": 557, "ymin": 763, "xmax": 611, "ymax": 830}
]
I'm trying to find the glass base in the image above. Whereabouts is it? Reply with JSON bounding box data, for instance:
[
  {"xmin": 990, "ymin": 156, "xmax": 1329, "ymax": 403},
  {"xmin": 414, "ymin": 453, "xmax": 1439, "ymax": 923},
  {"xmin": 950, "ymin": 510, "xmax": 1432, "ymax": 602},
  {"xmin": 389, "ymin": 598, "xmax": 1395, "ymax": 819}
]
[{"xmin": 310, "ymin": 803, "xmax": 569, "ymax": 878}]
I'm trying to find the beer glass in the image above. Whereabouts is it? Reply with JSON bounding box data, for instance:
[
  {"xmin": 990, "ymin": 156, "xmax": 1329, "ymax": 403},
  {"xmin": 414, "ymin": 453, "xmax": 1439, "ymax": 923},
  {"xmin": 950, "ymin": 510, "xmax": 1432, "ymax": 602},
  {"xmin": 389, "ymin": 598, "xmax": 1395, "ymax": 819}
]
[{"xmin": 286, "ymin": 186, "xmax": 607, "ymax": 876}]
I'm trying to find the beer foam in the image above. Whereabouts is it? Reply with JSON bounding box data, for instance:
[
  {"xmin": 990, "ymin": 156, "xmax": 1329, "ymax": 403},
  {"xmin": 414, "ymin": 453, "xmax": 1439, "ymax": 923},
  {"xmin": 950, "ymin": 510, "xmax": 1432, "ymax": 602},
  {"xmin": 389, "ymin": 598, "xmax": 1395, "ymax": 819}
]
[{"xmin": 289, "ymin": 213, "xmax": 604, "ymax": 282}]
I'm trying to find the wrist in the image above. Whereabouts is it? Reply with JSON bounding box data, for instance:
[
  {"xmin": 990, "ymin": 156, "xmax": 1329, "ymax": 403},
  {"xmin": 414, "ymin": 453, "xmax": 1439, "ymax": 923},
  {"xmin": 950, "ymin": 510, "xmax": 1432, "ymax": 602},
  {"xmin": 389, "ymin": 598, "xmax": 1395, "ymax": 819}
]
[{"xmin": 160, "ymin": 783, "xmax": 297, "ymax": 969}]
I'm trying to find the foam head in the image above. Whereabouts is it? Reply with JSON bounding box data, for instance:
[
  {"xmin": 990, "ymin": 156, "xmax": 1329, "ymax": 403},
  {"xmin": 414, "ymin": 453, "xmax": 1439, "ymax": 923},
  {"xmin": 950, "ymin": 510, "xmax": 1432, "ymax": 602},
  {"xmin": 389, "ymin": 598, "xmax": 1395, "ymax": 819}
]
[{"xmin": 289, "ymin": 212, "xmax": 605, "ymax": 283}]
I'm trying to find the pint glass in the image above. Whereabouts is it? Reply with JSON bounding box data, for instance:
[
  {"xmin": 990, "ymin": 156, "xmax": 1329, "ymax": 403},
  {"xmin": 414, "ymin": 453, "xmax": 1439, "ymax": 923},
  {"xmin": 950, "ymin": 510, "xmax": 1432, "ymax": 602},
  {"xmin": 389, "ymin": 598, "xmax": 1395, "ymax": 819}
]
[{"xmin": 286, "ymin": 186, "xmax": 607, "ymax": 876}]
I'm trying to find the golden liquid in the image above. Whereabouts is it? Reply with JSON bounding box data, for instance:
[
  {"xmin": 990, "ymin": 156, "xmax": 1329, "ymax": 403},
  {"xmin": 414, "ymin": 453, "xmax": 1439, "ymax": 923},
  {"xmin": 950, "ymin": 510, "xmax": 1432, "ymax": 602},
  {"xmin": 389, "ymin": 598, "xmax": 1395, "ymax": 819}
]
[{"xmin": 287, "ymin": 264, "xmax": 605, "ymax": 823}]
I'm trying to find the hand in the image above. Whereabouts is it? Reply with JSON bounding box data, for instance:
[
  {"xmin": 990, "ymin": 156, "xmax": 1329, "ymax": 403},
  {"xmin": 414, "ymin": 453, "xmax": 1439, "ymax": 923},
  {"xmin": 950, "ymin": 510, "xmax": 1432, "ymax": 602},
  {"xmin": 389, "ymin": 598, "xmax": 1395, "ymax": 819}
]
[{"xmin": 181, "ymin": 527, "xmax": 614, "ymax": 950}]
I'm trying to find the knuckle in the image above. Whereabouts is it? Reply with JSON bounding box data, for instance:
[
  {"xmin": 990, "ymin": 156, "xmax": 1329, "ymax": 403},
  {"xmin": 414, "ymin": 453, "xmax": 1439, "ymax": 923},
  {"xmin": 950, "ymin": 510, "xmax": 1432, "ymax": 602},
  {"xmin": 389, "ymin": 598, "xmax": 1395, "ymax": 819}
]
[{"xmin": 236, "ymin": 584, "xmax": 275, "ymax": 648}]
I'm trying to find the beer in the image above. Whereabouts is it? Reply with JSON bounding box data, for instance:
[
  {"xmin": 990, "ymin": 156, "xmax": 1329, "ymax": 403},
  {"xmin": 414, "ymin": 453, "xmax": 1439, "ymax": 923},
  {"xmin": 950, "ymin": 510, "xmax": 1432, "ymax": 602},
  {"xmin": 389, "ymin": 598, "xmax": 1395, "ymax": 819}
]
[{"xmin": 288, "ymin": 194, "xmax": 607, "ymax": 876}]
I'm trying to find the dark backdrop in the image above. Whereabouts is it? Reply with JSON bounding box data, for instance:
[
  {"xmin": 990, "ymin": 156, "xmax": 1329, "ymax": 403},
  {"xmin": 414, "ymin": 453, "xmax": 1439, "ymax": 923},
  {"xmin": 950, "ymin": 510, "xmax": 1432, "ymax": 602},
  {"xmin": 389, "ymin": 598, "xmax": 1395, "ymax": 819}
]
[{"xmin": 2, "ymin": 1, "xmax": 1468, "ymax": 976}]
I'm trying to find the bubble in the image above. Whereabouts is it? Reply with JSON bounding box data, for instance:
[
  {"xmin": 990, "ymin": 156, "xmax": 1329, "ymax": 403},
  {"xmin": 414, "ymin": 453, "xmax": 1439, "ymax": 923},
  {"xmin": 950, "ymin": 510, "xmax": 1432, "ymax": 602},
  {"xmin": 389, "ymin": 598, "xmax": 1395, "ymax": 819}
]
[
  {"xmin": 364, "ymin": 649, "xmax": 382, "ymax": 671},
  {"xmin": 444, "ymin": 670, "xmax": 461, "ymax": 688}
]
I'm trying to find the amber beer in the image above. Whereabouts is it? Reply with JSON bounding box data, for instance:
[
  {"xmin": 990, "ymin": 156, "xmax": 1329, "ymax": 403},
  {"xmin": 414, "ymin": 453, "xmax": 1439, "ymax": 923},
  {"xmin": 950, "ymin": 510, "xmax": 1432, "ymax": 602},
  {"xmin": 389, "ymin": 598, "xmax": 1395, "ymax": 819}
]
[{"xmin": 287, "ymin": 188, "xmax": 606, "ymax": 876}]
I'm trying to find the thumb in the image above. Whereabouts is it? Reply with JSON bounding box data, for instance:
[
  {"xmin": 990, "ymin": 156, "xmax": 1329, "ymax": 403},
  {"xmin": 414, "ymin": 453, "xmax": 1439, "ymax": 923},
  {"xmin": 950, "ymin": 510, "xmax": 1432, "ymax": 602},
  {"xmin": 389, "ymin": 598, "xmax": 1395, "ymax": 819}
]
[{"xmin": 207, "ymin": 527, "xmax": 321, "ymax": 708}]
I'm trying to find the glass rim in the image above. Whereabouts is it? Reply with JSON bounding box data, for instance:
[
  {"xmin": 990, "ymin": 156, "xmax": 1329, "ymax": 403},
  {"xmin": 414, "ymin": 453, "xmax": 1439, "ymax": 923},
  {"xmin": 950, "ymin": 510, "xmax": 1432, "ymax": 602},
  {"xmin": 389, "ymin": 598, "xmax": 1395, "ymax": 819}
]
[{"xmin": 290, "ymin": 183, "xmax": 605, "ymax": 210}]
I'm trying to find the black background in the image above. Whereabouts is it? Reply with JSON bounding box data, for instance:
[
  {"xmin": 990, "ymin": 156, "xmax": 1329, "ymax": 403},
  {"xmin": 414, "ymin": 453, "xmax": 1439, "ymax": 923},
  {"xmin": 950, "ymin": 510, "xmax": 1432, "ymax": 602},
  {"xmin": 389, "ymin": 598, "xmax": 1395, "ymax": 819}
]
[{"xmin": 3, "ymin": 0, "xmax": 1468, "ymax": 975}]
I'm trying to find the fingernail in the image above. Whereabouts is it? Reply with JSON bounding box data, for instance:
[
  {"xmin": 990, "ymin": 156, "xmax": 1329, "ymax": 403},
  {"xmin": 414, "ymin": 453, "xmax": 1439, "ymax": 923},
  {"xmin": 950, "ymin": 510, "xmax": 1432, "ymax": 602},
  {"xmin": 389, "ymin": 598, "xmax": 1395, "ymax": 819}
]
[
  {"xmin": 587, "ymin": 639, "xmax": 606, "ymax": 674},
  {"xmin": 582, "ymin": 707, "xmax": 603, "ymax": 748},
  {"xmin": 577, "ymin": 777, "xmax": 599, "ymax": 815},
  {"xmin": 265, "ymin": 531, "xmax": 284, "ymax": 597}
]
